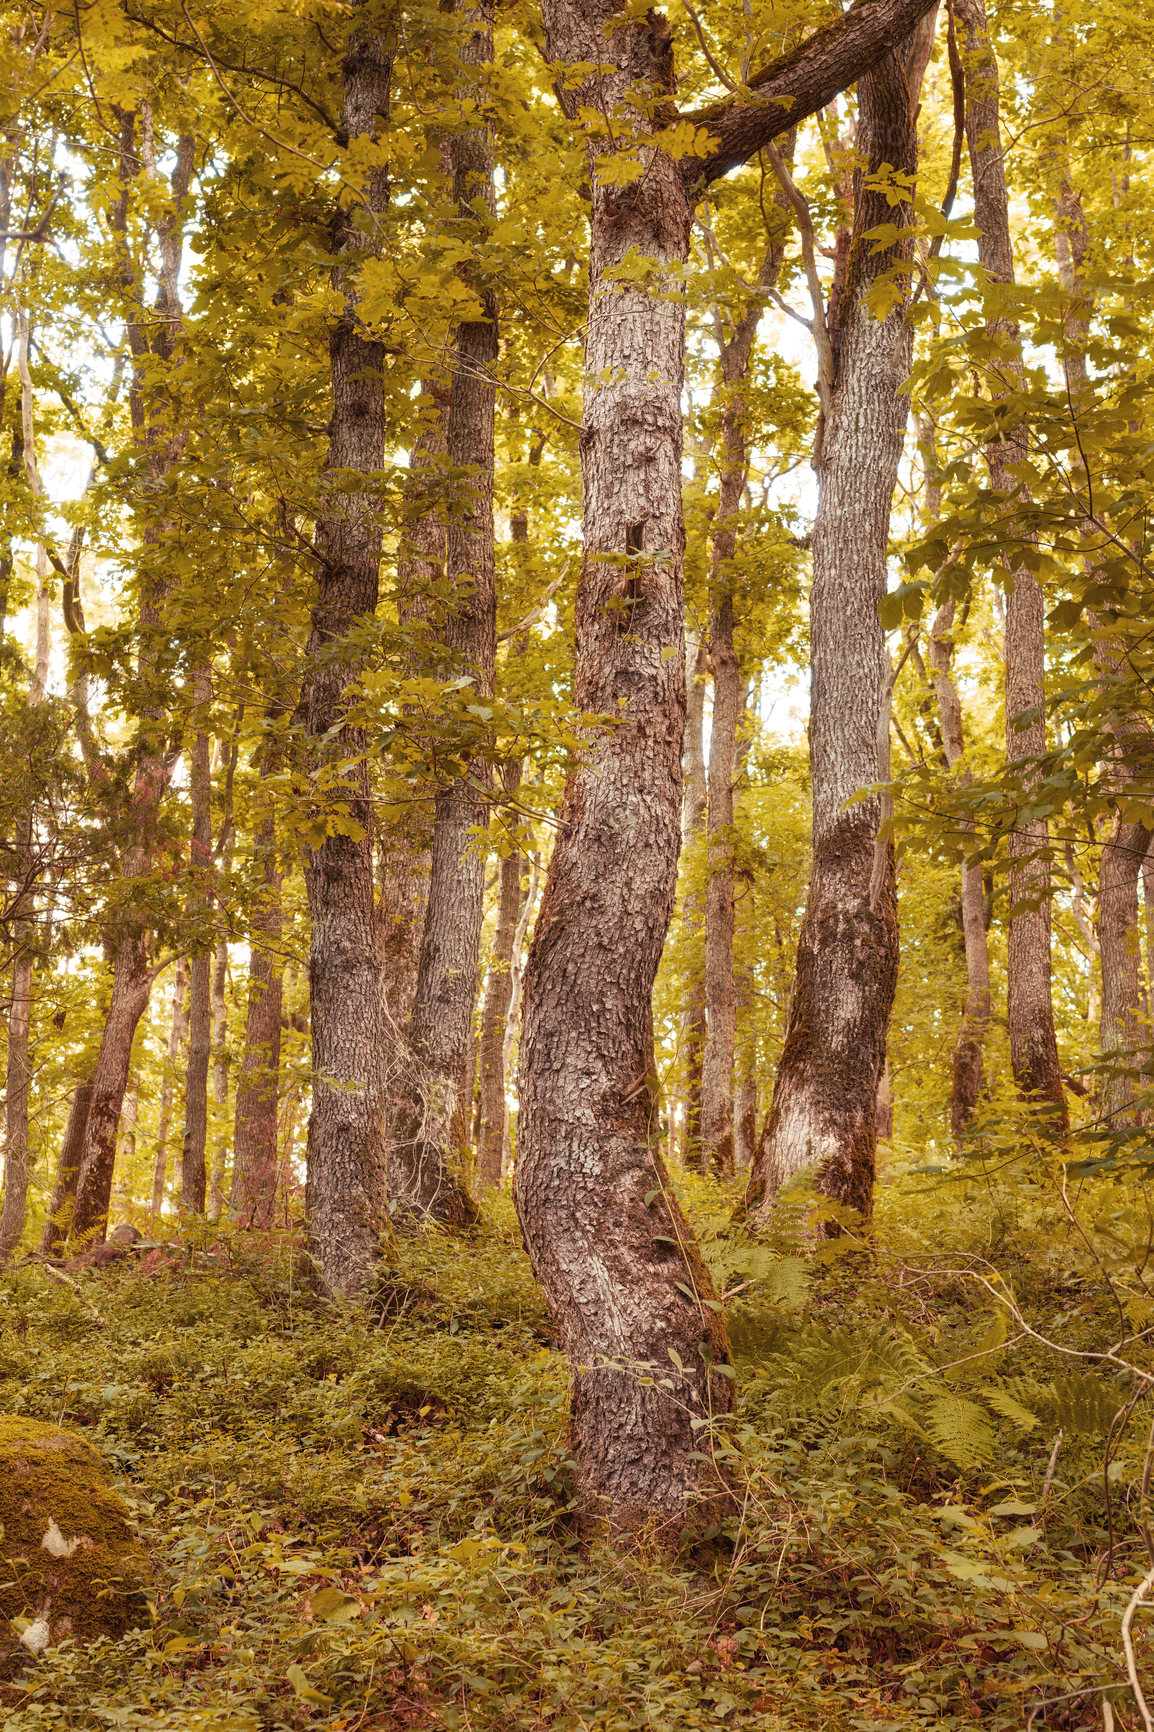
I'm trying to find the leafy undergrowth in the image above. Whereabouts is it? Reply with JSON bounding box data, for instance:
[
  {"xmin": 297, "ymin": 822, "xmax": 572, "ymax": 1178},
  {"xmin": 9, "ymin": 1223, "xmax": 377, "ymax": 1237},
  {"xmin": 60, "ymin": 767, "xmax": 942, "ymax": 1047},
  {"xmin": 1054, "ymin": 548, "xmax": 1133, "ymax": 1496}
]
[{"xmin": 1, "ymin": 1162, "xmax": 1151, "ymax": 1731}]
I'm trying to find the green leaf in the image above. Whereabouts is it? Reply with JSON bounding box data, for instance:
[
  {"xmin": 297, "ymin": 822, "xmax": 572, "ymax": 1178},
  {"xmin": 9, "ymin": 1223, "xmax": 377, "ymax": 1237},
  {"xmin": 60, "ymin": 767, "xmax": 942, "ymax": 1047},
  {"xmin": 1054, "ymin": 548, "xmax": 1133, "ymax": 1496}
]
[{"xmin": 287, "ymin": 1663, "xmax": 334, "ymax": 1706}]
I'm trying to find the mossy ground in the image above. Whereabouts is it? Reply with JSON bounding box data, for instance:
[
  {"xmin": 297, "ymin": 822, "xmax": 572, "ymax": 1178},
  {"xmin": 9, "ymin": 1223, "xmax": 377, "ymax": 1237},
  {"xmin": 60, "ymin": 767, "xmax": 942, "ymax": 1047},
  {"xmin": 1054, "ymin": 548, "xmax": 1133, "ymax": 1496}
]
[{"xmin": 0, "ymin": 1163, "xmax": 1148, "ymax": 1730}]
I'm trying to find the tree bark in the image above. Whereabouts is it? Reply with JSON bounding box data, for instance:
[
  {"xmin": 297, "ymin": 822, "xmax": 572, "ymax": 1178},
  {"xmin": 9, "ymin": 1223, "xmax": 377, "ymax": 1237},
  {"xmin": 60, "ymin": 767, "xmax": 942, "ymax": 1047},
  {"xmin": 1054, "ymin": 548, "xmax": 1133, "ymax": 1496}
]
[
  {"xmin": 929, "ymin": 594, "xmax": 991, "ymax": 1136},
  {"xmin": 516, "ymin": 3, "xmax": 733, "ymax": 1534},
  {"xmin": 209, "ymin": 937, "xmax": 228, "ymax": 1219},
  {"xmin": 477, "ymin": 764, "xmax": 524, "ymax": 1188},
  {"xmin": 233, "ymin": 756, "xmax": 284, "ymax": 1230},
  {"xmin": 0, "ymin": 953, "xmax": 33, "ymax": 1263},
  {"xmin": 680, "ymin": 633, "xmax": 707, "ymax": 1168},
  {"xmin": 302, "ymin": 19, "xmax": 394, "ymax": 1295},
  {"xmin": 957, "ymin": 0, "xmax": 1067, "ymax": 1129},
  {"xmin": 181, "ymin": 682, "xmax": 213, "ymax": 1215},
  {"xmin": 40, "ymin": 1078, "xmax": 94, "ymax": 1257},
  {"xmin": 71, "ymin": 939, "xmax": 153, "ymax": 1243},
  {"xmin": 71, "ymin": 111, "xmax": 193, "ymax": 1243},
  {"xmin": 386, "ymin": 1, "xmax": 494, "ymax": 1229},
  {"xmin": 153, "ymin": 958, "xmax": 185, "ymax": 1215},
  {"xmin": 1053, "ymin": 183, "xmax": 1150, "ymax": 1126},
  {"xmin": 746, "ymin": 19, "xmax": 936, "ymax": 1227}
]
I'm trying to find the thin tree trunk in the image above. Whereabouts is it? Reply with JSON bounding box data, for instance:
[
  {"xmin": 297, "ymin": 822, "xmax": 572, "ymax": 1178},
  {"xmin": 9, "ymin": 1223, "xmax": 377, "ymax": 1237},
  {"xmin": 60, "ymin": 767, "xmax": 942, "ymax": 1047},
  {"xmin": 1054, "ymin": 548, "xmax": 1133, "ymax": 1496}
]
[
  {"xmin": 209, "ymin": 938, "xmax": 228, "ymax": 1218},
  {"xmin": 153, "ymin": 958, "xmax": 185, "ymax": 1215},
  {"xmin": 1053, "ymin": 183, "xmax": 1150, "ymax": 1126},
  {"xmin": 40, "ymin": 1078, "xmax": 94, "ymax": 1257},
  {"xmin": 114, "ymin": 1087, "xmax": 138, "ymax": 1210},
  {"xmin": 929, "ymin": 594, "xmax": 991, "ymax": 1136},
  {"xmin": 680, "ymin": 632, "xmax": 708, "ymax": 1169},
  {"xmin": 699, "ymin": 223, "xmax": 788, "ymax": 1180},
  {"xmin": 233, "ymin": 760, "xmax": 284, "ymax": 1230},
  {"xmin": 302, "ymin": 19, "xmax": 394, "ymax": 1295},
  {"xmin": 0, "ymin": 953, "xmax": 33, "ymax": 1262},
  {"xmin": 501, "ymin": 848, "xmax": 539, "ymax": 1177},
  {"xmin": 387, "ymin": 0, "xmax": 494, "ymax": 1229},
  {"xmin": 746, "ymin": 19, "xmax": 936, "ymax": 1227},
  {"xmin": 477, "ymin": 764, "xmax": 524, "ymax": 1188},
  {"xmin": 181, "ymin": 680, "xmax": 213, "ymax": 1214},
  {"xmin": 957, "ymin": 0, "xmax": 1066, "ymax": 1129},
  {"xmin": 71, "ymin": 112, "xmax": 193, "ymax": 1243}
]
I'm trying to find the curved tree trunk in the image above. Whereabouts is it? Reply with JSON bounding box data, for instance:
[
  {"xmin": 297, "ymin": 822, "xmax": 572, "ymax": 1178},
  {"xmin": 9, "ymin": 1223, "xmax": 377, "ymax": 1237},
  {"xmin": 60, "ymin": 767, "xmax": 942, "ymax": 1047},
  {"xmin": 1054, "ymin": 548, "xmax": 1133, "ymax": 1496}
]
[
  {"xmin": 40, "ymin": 1078, "xmax": 95, "ymax": 1257},
  {"xmin": 302, "ymin": 19, "xmax": 394, "ymax": 1295},
  {"xmin": 515, "ymin": 5, "xmax": 733, "ymax": 1534},
  {"xmin": 746, "ymin": 20, "xmax": 935, "ymax": 1227},
  {"xmin": 957, "ymin": 0, "xmax": 1067, "ymax": 1130},
  {"xmin": 71, "ymin": 938, "xmax": 153, "ymax": 1243}
]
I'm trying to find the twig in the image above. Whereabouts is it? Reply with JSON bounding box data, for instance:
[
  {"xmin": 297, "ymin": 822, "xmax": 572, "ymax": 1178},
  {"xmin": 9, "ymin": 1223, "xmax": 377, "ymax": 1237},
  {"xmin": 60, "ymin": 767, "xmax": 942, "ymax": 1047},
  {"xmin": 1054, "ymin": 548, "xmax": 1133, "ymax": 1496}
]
[
  {"xmin": 1122, "ymin": 1563, "xmax": 1154, "ymax": 1732},
  {"xmin": 22, "ymin": 1253, "xmax": 104, "ymax": 1325}
]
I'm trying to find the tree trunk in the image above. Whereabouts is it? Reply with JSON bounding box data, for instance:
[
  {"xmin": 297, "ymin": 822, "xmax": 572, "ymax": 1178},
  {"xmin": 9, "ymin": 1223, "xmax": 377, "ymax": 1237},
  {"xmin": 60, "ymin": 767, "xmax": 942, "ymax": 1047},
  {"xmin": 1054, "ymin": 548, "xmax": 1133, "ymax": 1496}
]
[
  {"xmin": 957, "ymin": 0, "xmax": 1066, "ymax": 1129},
  {"xmin": 515, "ymin": 5, "xmax": 735, "ymax": 1534},
  {"xmin": 181, "ymin": 688, "xmax": 213, "ymax": 1215},
  {"xmin": 0, "ymin": 954, "xmax": 33, "ymax": 1263},
  {"xmin": 233, "ymin": 774, "xmax": 284, "ymax": 1230},
  {"xmin": 153, "ymin": 958, "xmax": 186, "ymax": 1214},
  {"xmin": 209, "ymin": 937, "xmax": 228, "ymax": 1219},
  {"xmin": 746, "ymin": 20, "xmax": 936, "ymax": 1227},
  {"xmin": 700, "ymin": 597, "xmax": 740, "ymax": 1178},
  {"xmin": 1053, "ymin": 183, "xmax": 1150, "ymax": 1127},
  {"xmin": 477, "ymin": 764, "xmax": 524, "ymax": 1188},
  {"xmin": 71, "ymin": 938, "xmax": 153, "ymax": 1243},
  {"xmin": 680, "ymin": 633, "xmax": 708, "ymax": 1169},
  {"xmin": 928, "ymin": 594, "xmax": 991, "ymax": 1136},
  {"xmin": 386, "ymin": 1, "xmax": 494, "ymax": 1229},
  {"xmin": 71, "ymin": 111, "xmax": 193, "ymax": 1244},
  {"xmin": 513, "ymin": 0, "xmax": 940, "ymax": 1533},
  {"xmin": 40, "ymin": 1078, "xmax": 94, "ymax": 1257},
  {"xmin": 302, "ymin": 18, "xmax": 394, "ymax": 1296}
]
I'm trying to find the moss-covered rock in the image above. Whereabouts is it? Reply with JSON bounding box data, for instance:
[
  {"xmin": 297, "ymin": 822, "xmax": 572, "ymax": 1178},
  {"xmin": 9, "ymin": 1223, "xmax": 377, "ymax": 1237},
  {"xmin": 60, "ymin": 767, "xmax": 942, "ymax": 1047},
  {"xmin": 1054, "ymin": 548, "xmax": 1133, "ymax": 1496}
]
[{"xmin": 0, "ymin": 1416, "xmax": 150, "ymax": 1669}]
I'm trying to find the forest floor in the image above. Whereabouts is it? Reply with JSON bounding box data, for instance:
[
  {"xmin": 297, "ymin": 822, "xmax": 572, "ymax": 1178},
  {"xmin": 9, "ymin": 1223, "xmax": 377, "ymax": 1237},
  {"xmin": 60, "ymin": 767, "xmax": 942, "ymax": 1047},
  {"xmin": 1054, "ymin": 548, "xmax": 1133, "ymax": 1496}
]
[{"xmin": 0, "ymin": 1160, "xmax": 1147, "ymax": 1731}]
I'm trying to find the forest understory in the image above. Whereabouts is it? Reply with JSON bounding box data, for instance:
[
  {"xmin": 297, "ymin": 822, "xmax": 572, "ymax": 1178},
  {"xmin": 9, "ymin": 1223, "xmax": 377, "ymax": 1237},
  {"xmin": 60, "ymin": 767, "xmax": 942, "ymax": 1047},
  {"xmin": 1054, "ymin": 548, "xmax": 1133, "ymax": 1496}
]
[{"xmin": 1, "ymin": 1156, "xmax": 1151, "ymax": 1732}]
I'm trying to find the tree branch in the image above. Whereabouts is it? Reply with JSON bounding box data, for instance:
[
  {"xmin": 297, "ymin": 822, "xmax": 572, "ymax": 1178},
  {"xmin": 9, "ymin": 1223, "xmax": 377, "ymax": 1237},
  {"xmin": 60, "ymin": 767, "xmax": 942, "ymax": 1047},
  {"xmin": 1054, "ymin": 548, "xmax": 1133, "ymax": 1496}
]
[{"xmin": 685, "ymin": 0, "xmax": 940, "ymax": 187}]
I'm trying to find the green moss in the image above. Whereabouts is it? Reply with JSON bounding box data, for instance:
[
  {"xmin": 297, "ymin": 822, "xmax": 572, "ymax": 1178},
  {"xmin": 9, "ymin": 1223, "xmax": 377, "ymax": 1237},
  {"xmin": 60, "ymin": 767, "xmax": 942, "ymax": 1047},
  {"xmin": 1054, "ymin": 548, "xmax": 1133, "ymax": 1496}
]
[{"xmin": 0, "ymin": 1416, "xmax": 151, "ymax": 1656}]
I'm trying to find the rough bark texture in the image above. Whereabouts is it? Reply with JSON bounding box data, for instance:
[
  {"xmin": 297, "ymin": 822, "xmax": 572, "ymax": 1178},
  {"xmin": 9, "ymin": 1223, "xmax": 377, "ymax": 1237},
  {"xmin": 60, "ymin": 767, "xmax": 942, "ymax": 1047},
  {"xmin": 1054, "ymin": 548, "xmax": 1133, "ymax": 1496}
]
[
  {"xmin": 302, "ymin": 21, "xmax": 394, "ymax": 1295},
  {"xmin": 387, "ymin": 1, "xmax": 493, "ymax": 1229},
  {"xmin": 688, "ymin": 0, "xmax": 942, "ymax": 185},
  {"xmin": 476, "ymin": 764, "xmax": 524, "ymax": 1189},
  {"xmin": 153, "ymin": 959, "xmax": 185, "ymax": 1214},
  {"xmin": 71, "ymin": 941, "xmax": 153, "ymax": 1243},
  {"xmin": 233, "ymin": 760, "xmax": 284, "ymax": 1230},
  {"xmin": 40, "ymin": 1079, "xmax": 94, "ymax": 1257},
  {"xmin": 746, "ymin": 21, "xmax": 936, "ymax": 1227},
  {"xmin": 516, "ymin": 2, "xmax": 733, "ymax": 1535},
  {"xmin": 957, "ymin": 0, "xmax": 1066, "ymax": 1129},
  {"xmin": 929, "ymin": 595, "xmax": 991, "ymax": 1136},
  {"xmin": 181, "ymin": 692, "xmax": 213, "ymax": 1215}
]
